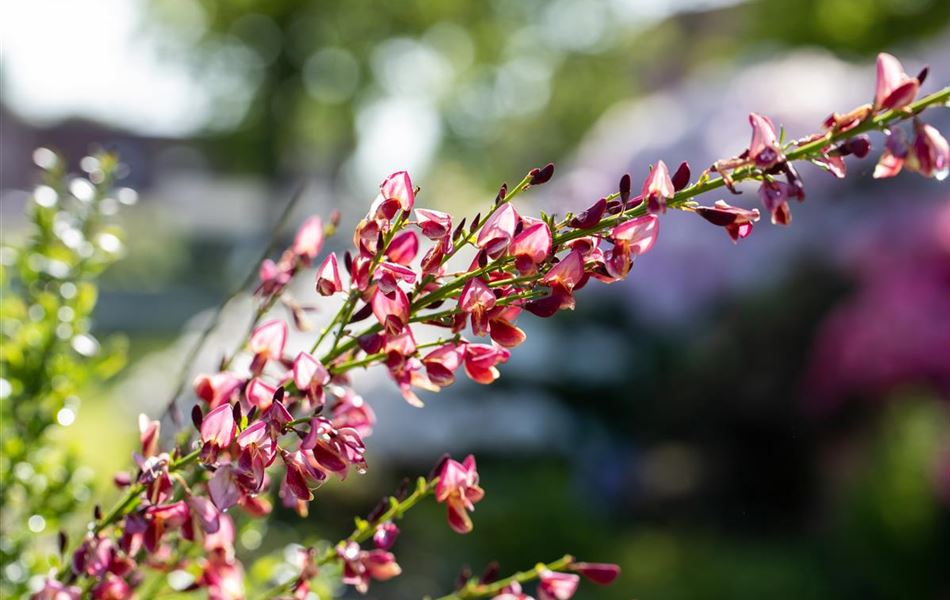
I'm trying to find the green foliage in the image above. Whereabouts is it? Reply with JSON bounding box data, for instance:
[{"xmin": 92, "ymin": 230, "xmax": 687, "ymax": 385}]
[{"xmin": 0, "ymin": 150, "xmax": 131, "ymax": 596}]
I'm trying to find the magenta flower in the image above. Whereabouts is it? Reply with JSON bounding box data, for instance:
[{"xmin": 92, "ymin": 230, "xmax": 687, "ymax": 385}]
[
  {"xmin": 281, "ymin": 448, "xmax": 327, "ymax": 501},
  {"xmin": 463, "ymin": 343, "xmax": 510, "ymax": 384},
  {"xmin": 372, "ymin": 171, "xmax": 415, "ymax": 220},
  {"xmin": 32, "ymin": 579, "xmax": 81, "ymax": 600},
  {"xmin": 245, "ymin": 377, "xmax": 277, "ymax": 411},
  {"xmin": 371, "ymin": 286, "xmax": 410, "ymax": 335},
  {"xmin": 292, "ymin": 216, "xmax": 324, "ymax": 266},
  {"xmin": 415, "ymin": 208, "xmax": 452, "ymax": 239},
  {"xmin": 193, "ymin": 372, "xmax": 243, "ymax": 409},
  {"xmin": 489, "ymin": 313, "xmax": 527, "ymax": 348},
  {"xmin": 373, "ymin": 521, "xmax": 399, "ymax": 550},
  {"xmin": 459, "ymin": 278, "xmax": 497, "ymax": 336},
  {"xmin": 138, "ymin": 414, "xmax": 160, "ymax": 458},
  {"xmin": 301, "ymin": 417, "xmax": 367, "ymax": 478},
  {"xmin": 910, "ymin": 122, "xmax": 949, "ymax": 180},
  {"xmin": 568, "ymin": 561, "xmax": 621, "ymax": 585},
  {"xmin": 386, "ymin": 230, "xmax": 419, "ymax": 265},
  {"xmin": 200, "ymin": 404, "xmax": 237, "ymax": 458},
  {"xmin": 874, "ymin": 52, "xmax": 920, "ymax": 111},
  {"xmin": 315, "ymin": 252, "xmax": 343, "ymax": 296},
  {"xmin": 293, "ymin": 351, "xmax": 329, "ymax": 404},
  {"xmin": 375, "ymin": 261, "xmax": 416, "ymax": 294},
  {"xmin": 249, "ymin": 319, "xmax": 287, "ymax": 371},
  {"xmin": 641, "ymin": 160, "xmax": 675, "ymax": 214},
  {"xmin": 510, "ymin": 218, "xmax": 552, "ymax": 274},
  {"xmin": 435, "ymin": 454, "xmax": 485, "ymax": 534},
  {"xmin": 338, "ymin": 541, "xmax": 402, "ymax": 594},
  {"xmin": 694, "ymin": 200, "xmax": 761, "ymax": 242},
  {"xmin": 91, "ymin": 573, "xmax": 132, "ymax": 600},
  {"xmin": 477, "ymin": 204, "xmax": 520, "ymax": 257},
  {"xmin": 422, "ymin": 342, "xmax": 465, "ymax": 387},
  {"xmin": 236, "ymin": 420, "xmax": 277, "ymax": 467},
  {"xmin": 538, "ymin": 569, "xmax": 580, "ymax": 600},
  {"xmin": 492, "ymin": 582, "xmax": 534, "ymax": 600},
  {"xmin": 143, "ymin": 501, "xmax": 190, "ymax": 552},
  {"xmin": 605, "ymin": 215, "xmax": 659, "ymax": 279},
  {"xmin": 331, "ymin": 389, "xmax": 377, "ymax": 438},
  {"xmin": 757, "ymin": 179, "xmax": 802, "ymax": 225},
  {"xmin": 748, "ymin": 113, "xmax": 784, "ymax": 169},
  {"xmin": 187, "ymin": 494, "xmax": 221, "ymax": 535}
]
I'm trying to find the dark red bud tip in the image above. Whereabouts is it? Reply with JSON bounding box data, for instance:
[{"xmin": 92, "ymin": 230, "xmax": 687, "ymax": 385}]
[
  {"xmin": 394, "ymin": 476, "xmax": 412, "ymax": 500},
  {"xmin": 671, "ymin": 161, "xmax": 691, "ymax": 191},
  {"xmin": 191, "ymin": 405, "xmax": 204, "ymax": 430},
  {"xmin": 343, "ymin": 251, "xmax": 353, "ymax": 275},
  {"xmin": 453, "ymin": 218, "xmax": 467, "ymax": 241},
  {"xmin": 480, "ymin": 561, "xmax": 500, "ymax": 584},
  {"xmin": 272, "ymin": 386, "xmax": 285, "ymax": 404},
  {"xmin": 366, "ymin": 498, "xmax": 388, "ymax": 523},
  {"xmin": 470, "ymin": 213, "xmax": 482, "ymax": 234},
  {"xmin": 845, "ymin": 135, "xmax": 871, "ymax": 158},
  {"xmin": 329, "ymin": 209, "xmax": 342, "ymax": 227},
  {"xmin": 530, "ymin": 162, "xmax": 555, "ymax": 185},
  {"xmin": 694, "ymin": 207, "xmax": 737, "ymax": 227},
  {"xmin": 94, "ymin": 505, "xmax": 102, "ymax": 521},
  {"xmin": 619, "ymin": 174, "xmax": 631, "ymax": 203},
  {"xmin": 569, "ymin": 198, "xmax": 607, "ymax": 229},
  {"xmin": 58, "ymin": 531, "xmax": 68, "ymax": 555},
  {"xmin": 916, "ymin": 66, "xmax": 928, "ymax": 86},
  {"xmin": 428, "ymin": 453, "xmax": 452, "ymax": 481},
  {"xmin": 496, "ymin": 183, "xmax": 508, "ymax": 204},
  {"xmin": 569, "ymin": 562, "xmax": 621, "ymax": 585},
  {"xmin": 455, "ymin": 566, "xmax": 473, "ymax": 590}
]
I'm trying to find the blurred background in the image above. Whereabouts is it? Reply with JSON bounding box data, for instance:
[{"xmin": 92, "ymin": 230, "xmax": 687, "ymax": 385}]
[{"xmin": 2, "ymin": 0, "xmax": 950, "ymax": 597}]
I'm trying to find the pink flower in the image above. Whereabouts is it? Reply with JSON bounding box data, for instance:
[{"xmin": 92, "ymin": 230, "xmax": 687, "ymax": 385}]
[
  {"xmin": 459, "ymin": 278, "xmax": 497, "ymax": 336},
  {"xmin": 477, "ymin": 204, "xmax": 520, "ymax": 257},
  {"xmin": 435, "ymin": 454, "xmax": 485, "ymax": 534},
  {"xmin": 331, "ymin": 389, "xmax": 377, "ymax": 438},
  {"xmin": 538, "ymin": 569, "xmax": 580, "ymax": 600},
  {"xmin": 193, "ymin": 372, "xmax": 243, "ymax": 409},
  {"xmin": 874, "ymin": 53, "xmax": 920, "ymax": 111},
  {"xmin": 873, "ymin": 128, "xmax": 910, "ymax": 179},
  {"xmin": 374, "ymin": 261, "xmax": 416, "ymax": 293},
  {"xmin": 281, "ymin": 448, "xmax": 327, "ymax": 501},
  {"xmin": 463, "ymin": 343, "xmax": 510, "ymax": 384},
  {"xmin": 144, "ymin": 501, "xmax": 190, "ymax": 552},
  {"xmin": 236, "ymin": 420, "xmax": 277, "ymax": 467},
  {"xmin": 641, "ymin": 160, "xmax": 675, "ymax": 214},
  {"xmin": 694, "ymin": 200, "xmax": 761, "ymax": 243},
  {"xmin": 293, "ymin": 351, "xmax": 329, "ymax": 403},
  {"xmin": 249, "ymin": 320, "xmax": 287, "ymax": 370},
  {"xmin": 338, "ymin": 541, "xmax": 402, "ymax": 594},
  {"xmin": 187, "ymin": 495, "xmax": 221, "ymax": 534},
  {"xmin": 372, "ymin": 171, "xmax": 415, "ymax": 220},
  {"xmin": 748, "ymin": 113, "xmax": 784, "ymax": 169},
  {"xmin": 91, "ymin": 573, "xmax": 132, "ymax": 600},
  {"xmin": 422, "ymin": 342, "xmax": 465, "ymax": 387},
  {"xmin": 200, "ymin": 404, "xmax": 237, "ymax": 455},
  {"xmin": 491, "ymin": 582, "xmax": 534, "ymax": 600},
  {"xmin": 315, "ymin": 253, "xmax": 343, "ymax": 296},
  {"xmin": 292, "ymin": 216, "xmax": 324, "ymax": 265},
  {"xmin": 909, "ymin": 122, "xmax": 949, "ymax": 180},
  {"xmin": 757, "ymin": 180, "xmax": 802, "ymax": 225},
  {"xmin": 138, "ymin": 414, "xmax": 160, "ymax": 458},
  {"xmin": 208, "ymin": 464, "xmax": 242, "ymax": 511},
  {"xmin": 245, "ymin": 377, "xmax": 277, "ymax": 411},
  {"xmin": 510, "ymin": 218, "xmax": 552, "ymax": 274},
  {"xmin": 605, "ymin": 215, "xmax": 659, "ymax": 279},
  {"xmin": 386, "ymin": 230, "xmax": 419, "ymax": 265},
  {"xmin": 371, "ymin": 286, "xmax": 410, "ymax": 336},
  {"xmin": 32, "ymin": 579, "xmax": 81, "ymax": 600},
  {"xmin": 568, "ymin": 561, "xmax": 621, "ymax": 585},
  {"xmin": 301, "ymin": 417, "xmax": 367, "ymax": 478},
  {"xmin": 415, "ymin": 208, "xmax": 452, "ymax": 240},
  {"xmin": 373, "ymin": 521, "xmax": 399, "ymax": 550}
]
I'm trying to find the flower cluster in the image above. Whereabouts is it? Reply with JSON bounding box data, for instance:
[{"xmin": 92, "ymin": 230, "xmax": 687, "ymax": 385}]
[{"xmin": 35, "ymin": 54, "xmax": 949, "ymax": 599}]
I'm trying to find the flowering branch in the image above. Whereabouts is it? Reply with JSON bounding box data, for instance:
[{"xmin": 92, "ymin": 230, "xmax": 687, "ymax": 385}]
[{"xmin": 34, "ymin": 53, "xmax": 948, "ymax": 600}]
